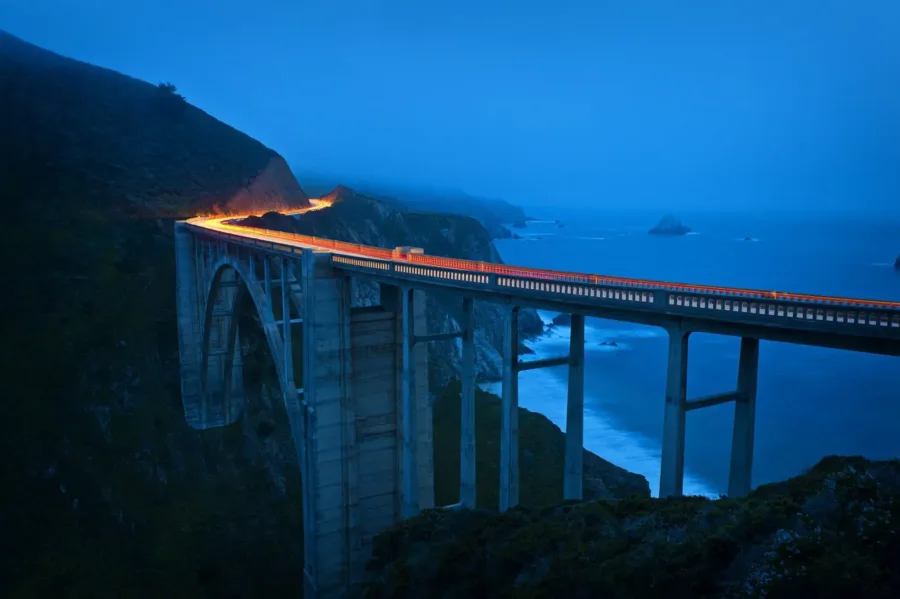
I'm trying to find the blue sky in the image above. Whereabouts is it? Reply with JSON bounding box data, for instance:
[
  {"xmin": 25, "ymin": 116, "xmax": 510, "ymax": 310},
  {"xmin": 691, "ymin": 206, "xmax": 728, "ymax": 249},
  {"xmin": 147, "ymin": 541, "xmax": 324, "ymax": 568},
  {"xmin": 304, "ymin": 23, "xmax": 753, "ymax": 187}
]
[{"xmin": 2, "ymin": 0, "xmax": 899, "ymax": 211}]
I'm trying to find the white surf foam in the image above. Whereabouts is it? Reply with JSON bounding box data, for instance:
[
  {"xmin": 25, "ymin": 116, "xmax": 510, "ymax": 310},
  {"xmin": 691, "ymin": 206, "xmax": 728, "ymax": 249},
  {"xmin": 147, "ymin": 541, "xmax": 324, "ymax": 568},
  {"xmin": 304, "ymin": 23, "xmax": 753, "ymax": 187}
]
[{"xmin": 492, "ymin": 309, "xmax": 718, "ymax": 498}]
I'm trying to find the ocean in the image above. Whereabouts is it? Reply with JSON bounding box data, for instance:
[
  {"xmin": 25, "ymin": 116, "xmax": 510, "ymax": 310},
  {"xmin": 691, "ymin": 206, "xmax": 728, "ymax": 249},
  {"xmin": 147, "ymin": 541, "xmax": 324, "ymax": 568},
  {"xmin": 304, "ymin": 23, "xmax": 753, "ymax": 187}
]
[{"xmin": 480, "ymin": 208, "xmax": 900, "ymax": 497}]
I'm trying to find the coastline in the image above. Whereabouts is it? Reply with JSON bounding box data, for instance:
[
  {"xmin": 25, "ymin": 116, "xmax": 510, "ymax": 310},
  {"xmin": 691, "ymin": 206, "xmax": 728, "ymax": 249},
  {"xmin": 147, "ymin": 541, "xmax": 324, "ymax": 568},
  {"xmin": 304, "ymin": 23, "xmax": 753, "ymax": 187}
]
[{"xmin": 478, "ymin": 309, "xmax": 719, "ymax": 498}]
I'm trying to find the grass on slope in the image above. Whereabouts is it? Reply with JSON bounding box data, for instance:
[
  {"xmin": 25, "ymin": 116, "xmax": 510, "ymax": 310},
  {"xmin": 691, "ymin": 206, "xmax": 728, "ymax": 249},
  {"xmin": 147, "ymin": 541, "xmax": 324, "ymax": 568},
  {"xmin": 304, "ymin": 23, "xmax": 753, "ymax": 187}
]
[{"xmin": 366, "ymin": 456, "xmax": 900, "ymax": 599}]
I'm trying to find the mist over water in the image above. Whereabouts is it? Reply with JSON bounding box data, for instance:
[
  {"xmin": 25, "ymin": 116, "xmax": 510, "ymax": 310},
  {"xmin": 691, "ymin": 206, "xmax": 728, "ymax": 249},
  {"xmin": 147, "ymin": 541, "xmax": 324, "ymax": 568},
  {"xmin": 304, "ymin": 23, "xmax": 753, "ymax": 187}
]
[{"xmin": 486, "ymin": 208, "xmax": 900, "ymax": 496}]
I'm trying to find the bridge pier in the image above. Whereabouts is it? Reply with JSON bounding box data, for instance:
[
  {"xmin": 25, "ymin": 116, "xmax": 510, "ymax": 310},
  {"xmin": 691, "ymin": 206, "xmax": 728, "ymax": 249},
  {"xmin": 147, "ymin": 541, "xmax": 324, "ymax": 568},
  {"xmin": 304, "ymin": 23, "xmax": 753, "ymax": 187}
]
[
  {"xmin": 659, "ymin": 329, "xmax": 690, "ymax": 498},
  {"xmin": 500, "ymin": 306, "xmax": 520, "ymax": 511},
  {"xmin": 564, "ymin": 314, "xmax": 586, "ymax": 500},
  {"xmin": 459, "ymin": 297, "xmax": 477, "ymax": 509},
  {"xmin": 659, "ymin": 329, "xmax": 762, "ymax": 498},
  {"xmin": 728, "ymin": 337, "xmax": 760, "ymax": 497}
]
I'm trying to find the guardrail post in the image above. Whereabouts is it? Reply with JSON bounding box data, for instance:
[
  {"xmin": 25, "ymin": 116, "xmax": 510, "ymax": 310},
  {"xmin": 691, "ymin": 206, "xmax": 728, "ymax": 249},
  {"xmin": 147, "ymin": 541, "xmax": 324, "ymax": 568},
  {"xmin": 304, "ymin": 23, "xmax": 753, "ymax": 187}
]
[
  {"xmin": 728, "ymin": 337, "xmax": 760, "ymax": 497},
  {"xmin": 563, "ymin": 314, "xmax": 585, "ymax": 500},
  {"xmin": 659, "ymin": 328, "xmax": 690, "ymax": 497},
  {"xmin": 500, "ymin": 306, "xmax": 520, "ymax": 511},
  {"xmin": 459, "ymin": 297, "xmax": 476, "ymax": 509}
]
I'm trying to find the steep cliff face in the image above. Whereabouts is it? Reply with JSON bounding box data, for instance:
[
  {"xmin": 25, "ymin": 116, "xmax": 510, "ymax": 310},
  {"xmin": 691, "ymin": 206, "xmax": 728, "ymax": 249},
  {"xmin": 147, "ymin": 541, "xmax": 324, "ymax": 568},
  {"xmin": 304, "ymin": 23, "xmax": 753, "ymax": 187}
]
[{"xmin": 241, "ymin": 188, "xmax": 546, "ymax": 384}]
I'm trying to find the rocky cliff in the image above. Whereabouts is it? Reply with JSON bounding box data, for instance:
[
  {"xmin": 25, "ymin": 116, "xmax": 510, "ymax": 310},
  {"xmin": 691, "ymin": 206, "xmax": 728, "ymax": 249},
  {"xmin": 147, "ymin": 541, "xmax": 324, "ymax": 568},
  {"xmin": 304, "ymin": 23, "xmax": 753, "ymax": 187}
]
[
  {"xmin": 241, "ymin": 186, "xmax": 546, "ymax": 385},
  {"xmin": 366, "ymin": 455, "xmax": 900, "ymax": 599}
]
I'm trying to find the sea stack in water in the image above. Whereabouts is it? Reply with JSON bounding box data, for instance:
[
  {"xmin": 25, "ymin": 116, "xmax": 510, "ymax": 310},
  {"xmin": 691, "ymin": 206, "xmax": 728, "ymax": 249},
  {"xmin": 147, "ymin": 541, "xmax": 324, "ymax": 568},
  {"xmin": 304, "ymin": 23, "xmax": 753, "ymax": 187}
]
[
  {"xmin": 648, "ymin": 214, "xmax": 691, "ymax": 236},
  {"xmin": 894, "ymin": 255, "xmax": 900, "ymax": 270}
]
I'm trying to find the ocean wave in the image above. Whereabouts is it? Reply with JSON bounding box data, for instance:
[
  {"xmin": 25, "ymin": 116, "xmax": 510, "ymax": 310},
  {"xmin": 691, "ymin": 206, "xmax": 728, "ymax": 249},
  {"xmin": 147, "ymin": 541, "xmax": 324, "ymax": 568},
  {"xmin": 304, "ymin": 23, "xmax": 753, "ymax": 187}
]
[
  {"xmin": 735, "ymin": 237, "xmax": 760, "ymax": 242},
  {"xmin": 479, "ymin": 366, "xmax": 716, "ymax": 498},
  {"xmin": 686, "ymin": 231, "xmax": 701, "ymax": 236},
  {"xmin": 533, "ymin": 310, "xmax": 667, "ymax": 353},
  {"xmin": 512, "ymin": 310, "xmax": 717, "ymax": 497},
  {"xmin": 573, "ymin": 236, "xmax": 607, "ymax": 241},
  {"xmin": 871, "ymin": 262, "xmax": 895, "ymax": 268}
]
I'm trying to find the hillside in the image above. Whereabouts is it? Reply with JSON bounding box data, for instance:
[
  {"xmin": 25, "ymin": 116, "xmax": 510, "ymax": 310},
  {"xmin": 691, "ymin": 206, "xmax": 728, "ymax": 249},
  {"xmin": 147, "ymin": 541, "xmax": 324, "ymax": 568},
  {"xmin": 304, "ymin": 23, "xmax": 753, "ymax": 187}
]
[
  {"xmin": 365, "ymin": 455, "xmax": 900, "ymax": 599},
  {"xmin": 2, "ymin": 32, "xmax": 644, "ymax": 598},
  {"xmin": 297, "ymin": 176, "xmax": 531, "ymax": 238},
  {"xmin": 0, "ymin": 31, "xmax": 309, "ymax": 218},
  {"xmin": 1, "ymin": 30, "xmax": 311, "ymax": 597}
]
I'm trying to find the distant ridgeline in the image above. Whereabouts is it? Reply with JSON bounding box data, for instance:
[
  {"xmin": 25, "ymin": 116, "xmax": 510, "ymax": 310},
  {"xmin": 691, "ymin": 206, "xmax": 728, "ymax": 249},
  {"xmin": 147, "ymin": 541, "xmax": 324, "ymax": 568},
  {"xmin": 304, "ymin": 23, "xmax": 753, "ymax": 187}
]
[{"xmin": 648, "ymin": 214, "xmax": 692, "ymax": 236}]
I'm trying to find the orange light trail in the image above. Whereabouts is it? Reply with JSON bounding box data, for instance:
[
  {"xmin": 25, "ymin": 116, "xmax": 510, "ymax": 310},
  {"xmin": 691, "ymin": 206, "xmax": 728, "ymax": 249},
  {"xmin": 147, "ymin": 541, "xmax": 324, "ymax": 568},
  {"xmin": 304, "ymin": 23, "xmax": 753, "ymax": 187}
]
[{"xmin": 187, "ymin": 203, "xmax": 900, "ymax": 311}]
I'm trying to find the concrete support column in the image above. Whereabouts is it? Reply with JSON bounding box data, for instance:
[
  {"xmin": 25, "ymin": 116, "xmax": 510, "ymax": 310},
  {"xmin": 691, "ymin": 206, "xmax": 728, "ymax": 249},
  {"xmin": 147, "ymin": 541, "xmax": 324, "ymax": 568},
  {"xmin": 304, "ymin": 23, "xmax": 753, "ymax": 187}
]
[
  {"xmin": 399, "ymin": 287, "xmax": 419, "ymax": 518},
  {"xmin": 659, "ymin": 328, "xmax": 690, "ymax": 498},
  {"xmin": 174, "ymin": 222, "xmax": 204, "ymax": 428},
  {"xmin": 459, "ymin": 297, "xmax": 477, "ymax": 509},
  {"xmin": 564, "ymin": 314, "xmax": 585, "ymax": 501},
  {"xmin": 500, "ymin": 306, "xmax": 520, "ymax": 511},
  {"xmin": 728, "ymin": 337, "xmax": 760, "ymax": 497},
  {"xmin": 300, "ymin": 250, "xmax": 355, "ymax": 599}
]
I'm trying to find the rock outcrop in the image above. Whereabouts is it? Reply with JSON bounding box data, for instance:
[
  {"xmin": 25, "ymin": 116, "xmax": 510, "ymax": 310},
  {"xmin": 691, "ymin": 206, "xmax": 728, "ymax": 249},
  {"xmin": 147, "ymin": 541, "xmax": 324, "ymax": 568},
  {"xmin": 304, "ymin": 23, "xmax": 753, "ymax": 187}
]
[
  {"xmin": 366, "ymin": 456, "xmax": 900, "ymax": 598},
  {"xmin": 649, "ymin": 214, "xmax": 692, "ymax": 236},
  {"xmin": 894, "ymin": 255, "xmax": 899, "ymax": 270},
  {"xmin": 240, "ymin": 188, "xmax": 546, "ymax": 384}
]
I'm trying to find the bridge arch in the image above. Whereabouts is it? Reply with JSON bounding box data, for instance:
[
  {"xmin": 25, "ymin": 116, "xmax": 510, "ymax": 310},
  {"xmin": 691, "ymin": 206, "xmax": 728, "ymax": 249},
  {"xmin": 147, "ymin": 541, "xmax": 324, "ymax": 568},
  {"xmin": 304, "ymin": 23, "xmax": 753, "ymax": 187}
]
[
  {"xmin": 199, "ymin": 253, "xmax": 305, "ymax": 440},
  {"xmin": 197, "ymin": 255, "xmax": 312, "ymax": 568}
]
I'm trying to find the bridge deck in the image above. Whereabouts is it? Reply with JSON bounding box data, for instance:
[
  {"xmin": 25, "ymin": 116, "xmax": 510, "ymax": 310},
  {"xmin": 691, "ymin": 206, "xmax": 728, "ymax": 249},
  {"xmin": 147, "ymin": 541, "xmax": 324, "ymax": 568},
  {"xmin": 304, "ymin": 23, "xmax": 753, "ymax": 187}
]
[{"xmin": 186, "ymin": 216, "xmax": 900, "ymax": 356}]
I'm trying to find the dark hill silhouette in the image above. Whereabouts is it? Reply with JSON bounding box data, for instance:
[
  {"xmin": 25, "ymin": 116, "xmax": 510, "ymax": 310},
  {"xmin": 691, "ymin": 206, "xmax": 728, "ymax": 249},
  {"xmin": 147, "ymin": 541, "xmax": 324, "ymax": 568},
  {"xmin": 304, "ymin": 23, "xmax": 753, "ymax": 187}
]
[
  {"xmin": 1, "ymin": 31, "xmax": 309, "ymax": 597},
  {"xmin": 0, "ymin": 30, "xmax": 308, "ymax": 218}
]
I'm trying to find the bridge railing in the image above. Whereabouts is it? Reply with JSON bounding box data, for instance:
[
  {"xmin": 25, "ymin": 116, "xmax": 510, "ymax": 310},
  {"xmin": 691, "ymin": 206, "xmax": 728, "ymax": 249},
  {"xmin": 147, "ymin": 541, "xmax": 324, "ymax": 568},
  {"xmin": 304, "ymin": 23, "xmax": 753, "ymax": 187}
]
[{"xmin": 192, "ymin": 220, "xmax": 900, "ymax": 312}]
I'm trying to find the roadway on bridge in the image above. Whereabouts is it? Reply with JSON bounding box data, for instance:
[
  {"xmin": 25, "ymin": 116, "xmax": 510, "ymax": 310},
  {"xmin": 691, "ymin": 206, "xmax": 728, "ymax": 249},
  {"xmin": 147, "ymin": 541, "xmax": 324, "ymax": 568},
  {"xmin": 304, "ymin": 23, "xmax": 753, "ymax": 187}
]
[{"xmin": 187, "ymin": 204, "xmax": 900, "ymax": 313}]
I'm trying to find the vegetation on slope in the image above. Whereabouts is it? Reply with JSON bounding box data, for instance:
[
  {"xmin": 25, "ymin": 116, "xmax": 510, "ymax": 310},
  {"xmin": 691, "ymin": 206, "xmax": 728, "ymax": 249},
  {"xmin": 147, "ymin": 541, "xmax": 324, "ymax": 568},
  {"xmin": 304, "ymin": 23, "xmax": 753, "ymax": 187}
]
[
  {"xmin": 365, "ymin": 456, "xmax": 900, "ymax": 599},
  {"xmin": 1, "ymin": 29, "xmax": 310, "ymax": 598},
  {"xmin": 433, "ymin": 383, "xmax": 649, "ymax": 509},
  {"xmin": 2, "ymin": 31, "xmax": 642, "ymax": 598}
]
